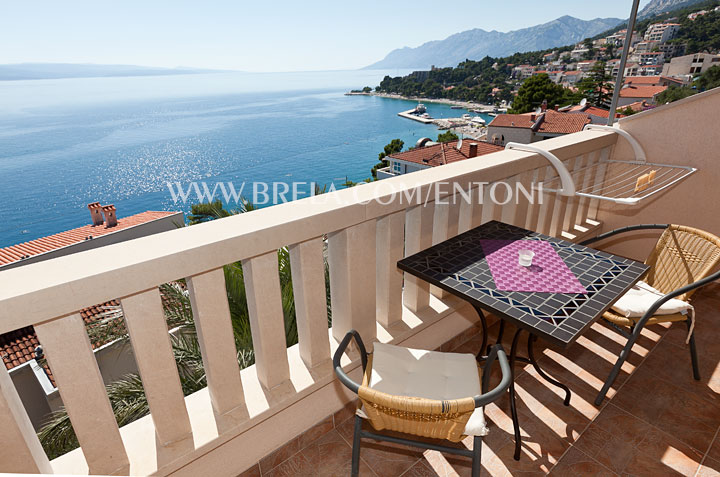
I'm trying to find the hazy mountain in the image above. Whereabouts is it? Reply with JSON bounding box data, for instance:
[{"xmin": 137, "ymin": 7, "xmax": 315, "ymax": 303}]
[
  {"xmin": 365, "ymin": 16, "xmax": 623, "ymax": 70},
  {"xmin": 637, "ymin": 0, "xmax": 707, "ymax": 19},
  {"xmin": 0, "ymin": 63, "xmax": 228, "ymax": 81}
]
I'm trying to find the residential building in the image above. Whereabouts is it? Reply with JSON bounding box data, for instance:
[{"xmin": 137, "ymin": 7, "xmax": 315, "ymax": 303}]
[
  {"xmin": 570, "ymin": 48, "xmax": 589, "ymax": 60},
  {"xmin": 377, "ymin": 139, "xmax": 503, "ymax": 179},
  {"xmin": 624, "ymin": 75, "xmax": 685, "ymax": 87},
  {"xmin": 487, "ymin": 108, "xmax": 591, "ymax": 145},
  {"xmin": 663, "ymin": 53, "xmax": 720, "ymax": 76},
  {"xmin": 644, "ymin": 23, "xmax": 680, "ymax": 43},
  {"xmin": 624, "ymin": 63, "xmax": 641, "ymax": 77},
  {"xmin": 617, "ymin": 84, "xmax": 668, "ymax": 106},
  {"xmin": 658, "ymin": 42, "xmax": 686, "ymax": 59},
  {"xmin": 688, "ymin": 10, "xmax": 708, "ymax": 20},
  {"xmin": 0, "ymin": 206, "xmax": 183, "ymax": 271},
  {"xmin": 605, "ymin": 59, "xmax": 622, "ymax": 77},
  {"xmin": 634, "ymin": 40, "xmax": 660, "ymax": 54},
  {"xmin": 562, "ymin": 70, "xmax": 583, "ymax": 85},
  {"xmin": 577, "ymin": 60, "xmax": 597, "ymax": 73},
  {"xmin": 0, "ymin": 205, "xmax": 183, "ymax": 429},
  {"xmin": 639, "ymin": 64, "xmax": 665, "ymax": 76},
  {"xmin": 567, "ymin": 103, "xmax": 624, "ymax": 124},
  {"xmin": 637, "ymin": 51, "xmax": 665, "ymax": 66},
  {"xmin": 512, "ymin": 64, "xmax": 534, "ymax": 80}
]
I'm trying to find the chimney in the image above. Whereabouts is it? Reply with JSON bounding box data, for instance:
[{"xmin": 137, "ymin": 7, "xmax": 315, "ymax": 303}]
[
  {"xmin": 541, "ymin": 99, "xmax": 548, "ymax": 112},
  {"xmin": 102, "ymin": 204, "xmax": 117, "ymax": 227},
  {"xmin": 530, "ymin": 114, "xmax": 536, "ymax": 122},
  {"xmin": 554, "ymin": 104, "xmax": 560, "ymax": 111},
  {"xmin": 87, "ymin": 202, "xmax": 103, "ymax": 226},
  {"xmin": 468, "ymin": 143, "xmax": 478, "ymax": 158}
]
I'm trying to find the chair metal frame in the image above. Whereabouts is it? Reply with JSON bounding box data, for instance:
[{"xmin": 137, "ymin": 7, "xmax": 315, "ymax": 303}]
[
  {"xmin": 333, "ymin": 330, "xmax": 512, "ymax": 477},
  {"xmin": 581, "ymin": 224, "xmax": 720, "ymax": 405}
]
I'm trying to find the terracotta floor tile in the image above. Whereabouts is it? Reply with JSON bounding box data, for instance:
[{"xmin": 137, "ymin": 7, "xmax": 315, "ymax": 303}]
[
  {"xmin": 611, "ymin": 369, "xmax": 720, "ymax": 453},
  {"xmin": 698, "ymin": 457, "xmax": 720, "ymax": 477},
  {"xmin": 298, "ymin": 415, "xmax": 334, "ymax": 449},
  {"xmin": 634, "ymin": 335, "xmax": 720, "ymax": 405},
  {"xmin": 264, "ymin": 429, "xmax": 376, "ymax": 477},
  {"xmin": 549, "ymin": 446, "xmax": 617, "ymax": 476},
  {"xmin": 258, "ymin": 436, "xmax": 299, "ymax": 474},
  {"xmin": 620, "ymin": 426, "xmax": 702, "ymax": 476},
  {"xmin": 706, "ymin": 433, "xmax": 720, "ymax": 462},
  {"xmin": 573, "ymin": 404, "xmax": 654, "ymax": 474}
]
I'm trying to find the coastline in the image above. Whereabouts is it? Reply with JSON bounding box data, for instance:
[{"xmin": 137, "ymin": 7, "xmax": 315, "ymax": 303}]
[{"xmin": 345, "ymin": 91, "xmax": 501, "ymax": 112}]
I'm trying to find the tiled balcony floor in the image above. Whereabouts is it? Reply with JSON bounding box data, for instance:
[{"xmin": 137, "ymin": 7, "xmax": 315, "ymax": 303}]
[{"xmin": 249, "ymin": 283, "xmax": 720, "ymax": 476}]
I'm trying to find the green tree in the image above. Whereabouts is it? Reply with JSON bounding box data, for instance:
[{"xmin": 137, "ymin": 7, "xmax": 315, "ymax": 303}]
[
  {"xmin": 583, "ymin": 38, "xmax": 596, "ymax": 60},
  {"xmin": 696, "ymin": 65, "xmax": 720, "ymax": 91},
  {"xmin": 509, "ymin": 74, "xmax": 574, "ymax": 113},
  {"xmin": 371, "ymin": 139, "xmax": 404, "ymax": 178},
  {"xmin": 362, "ymin": 86, "xmax": 372, "ymax": 93},
  {"xmin": 656, "ymin": 85, "xmax": 696, "ymax": 104},
  {"xmin": 437, "ymin": 130, "xmax": 459, "ymax": 143},
  {"xmin": 576, "ymin": 62, "xmax": 613, "ymax": 108}
]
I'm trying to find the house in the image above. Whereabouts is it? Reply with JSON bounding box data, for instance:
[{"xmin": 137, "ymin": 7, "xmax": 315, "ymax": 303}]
[
  {"xmin": 617, "ymin": 84, "xmax": 668, "ymax": 106},
  {"xmin": 562, "ymin": 70, "xmax": 584, "ymax": 85},
  {"xmin": 639, "ymin": 64, "xmax": 665, "ymax": 76},
  {"xmin": 688, "ymin": 10, "xmax": 708, "ymax": 20},
  {"xmin": 663, "ymin": 53, "xmax": 720, "ymax": 77},
  {"xmin": 624, "ymin": 75, "xmax": 684, "ymax": 87},
  {"xmin": 513, "ymin": 65, "xmax": 534, "ymax": 80},
  {"xmin": 567, "ymin": 104, "xmax": 624, "ymax": 124},
  {"xmin": 624, "ymin": 63, "xmax": 640, "ymax": 77},
  {"xmin": 634, "ymin": 41, "xmax": 660, "ymax": 54},
  {"xmin": 0, "ymin": 205, "xmax": 183, "ymax": 429},
  {"xmin": 486, "ymin": 108, "xmax": 591, "ymax": 146},
  {"xmin": 644, "ymin": 23, "xmax": 680, "ymax": 43},
  {"xmin": 577, "ymin": 60, "xmax": 597, "ymax": 73},
  {"xmin": 637, "ymin": 51, "xmax": 665, "ymax": 66},
  {"xmin": 605, "ymin": 59, "xmax": 622, "ymax": 77},
  {"xmin": 377, "ymin": 139, "xmax": 503, "ymax": 179}
]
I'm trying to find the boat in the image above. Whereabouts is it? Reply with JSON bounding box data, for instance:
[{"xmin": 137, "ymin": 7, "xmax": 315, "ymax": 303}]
[
  {"xmin": 462, "ymin": 114, "xmax": 471, "ymax": 120},
  {"xmin": 488, "ymin": 112, "xmax": 498, "ymax": 117},
  {"xmin": 415, "ymin": 103, "xmax": 427, "ymax": 114},
  {"xmin": 451, "ymin": 106, "xmax": 463, "ymax": 110}
]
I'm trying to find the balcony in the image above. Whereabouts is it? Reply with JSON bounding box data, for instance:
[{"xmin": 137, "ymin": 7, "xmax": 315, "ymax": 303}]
[{"xmin": 1, "ymin": 87, "xmax": 719, "ymax": 476}]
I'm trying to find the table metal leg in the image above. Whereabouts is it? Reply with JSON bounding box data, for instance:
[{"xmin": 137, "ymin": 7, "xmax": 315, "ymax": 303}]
[
  {"xmin": 527, "ymin": 334, "xmax": 571, "ymax": 406},
  {"xmin": 472, "ymin": 305, "xmax": 488, "ymax": 363},
  {"xmin": 509, "ymin": 328, "xmax": 523, "ymax": 461}
]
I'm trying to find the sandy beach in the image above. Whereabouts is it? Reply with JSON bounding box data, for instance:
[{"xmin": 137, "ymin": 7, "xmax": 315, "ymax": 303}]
[{"xmin": 345, "ymin": 91, "xmax": 504, "ymax": 113}]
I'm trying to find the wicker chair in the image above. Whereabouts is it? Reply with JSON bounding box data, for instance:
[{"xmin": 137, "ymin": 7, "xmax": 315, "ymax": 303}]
[
  {"xmin": 581, "ymin": 224, "xmax": 720, "ymax": 405},
  {"xmin": 333, "ymin": 330, "xmax": 512, "ymax": 477}
]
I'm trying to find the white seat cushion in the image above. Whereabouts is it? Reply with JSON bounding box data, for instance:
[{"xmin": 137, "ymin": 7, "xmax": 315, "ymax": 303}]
[
  {"xmin": 358, "ymin": 342, "xmax": 489, "ymax": 436},
  {"xmin": 611, "ymin": 281, "xmax": 692, "ymax": 318}
]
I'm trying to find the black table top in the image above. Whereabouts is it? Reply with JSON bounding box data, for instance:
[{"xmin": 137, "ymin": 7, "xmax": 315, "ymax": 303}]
[{"xmin": 397, "ymin": 221, "xmax": 649, "ymax": 348}]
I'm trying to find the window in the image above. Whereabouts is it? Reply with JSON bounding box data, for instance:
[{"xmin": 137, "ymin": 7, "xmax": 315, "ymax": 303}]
[{"xmin": 393, "ymin": 162, "xmax": 402, "ymax": 173}]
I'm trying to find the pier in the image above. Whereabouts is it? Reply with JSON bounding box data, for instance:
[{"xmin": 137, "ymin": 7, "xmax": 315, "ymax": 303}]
[{"xmin": 397, "ymin": 109, "xmax": 434, "ymax": 124}]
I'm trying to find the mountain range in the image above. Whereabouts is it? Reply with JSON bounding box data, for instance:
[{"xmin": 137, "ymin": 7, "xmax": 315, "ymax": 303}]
[
  {"xmin": 365, "ymin": 16, "xmax": 623, "ymax": 70},
  {"xmin": 638, "ymin": 0, "xmax": 706, "ymax": 18},
  {"xmin": 365, "ymin": 0, "xmax": 710, "ymax": 70}
]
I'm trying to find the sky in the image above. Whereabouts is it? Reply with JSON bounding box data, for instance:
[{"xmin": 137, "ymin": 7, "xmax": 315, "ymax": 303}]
[{"xmin": 0, "ymin": 0, "xmax": 652, "ymax": 72}]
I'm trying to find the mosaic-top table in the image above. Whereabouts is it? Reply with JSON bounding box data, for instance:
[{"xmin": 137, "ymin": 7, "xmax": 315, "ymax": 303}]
[
  {"xmin": 398, "ymin": 220, "xmax": 648, "ymax": 348},
  {"xmin": 398, "ymin": 220, "xmax": 648, "ymax": 460}
]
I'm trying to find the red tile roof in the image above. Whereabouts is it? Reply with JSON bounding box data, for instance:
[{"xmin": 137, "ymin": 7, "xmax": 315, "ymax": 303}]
[
  {"xmin": 535, "ymin": 110, "xmax": 591, "ymax": 134},
  {"xmin": 619, "ymin": 85, "xmax": 667, "ymax": 98},
  {"xmin": 0, "ymin": 210, "xmax": 178, "ymax": 267},
  {"xmin": 568, "ymin": 105, "xmax": 625, "ymax": 119},
  {"xmin": 389, "ymin": 139, "xmax": 503, "ymax": 167},
  {"xmin": 0, "ymin": 299, "xmax": 121, "ymax": 385},
  {"xmin": 624, "ymin": 76, "xmax": 663, "ymax": 85},
  {"xmin": 489, "ymin": 110, "xmax": 590, "ymax": 134}
]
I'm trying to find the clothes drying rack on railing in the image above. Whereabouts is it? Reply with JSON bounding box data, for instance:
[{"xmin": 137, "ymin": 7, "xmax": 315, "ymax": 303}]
[{"xmin": 505, "ymin": 125, "xmax": 697, "ymax": 205}]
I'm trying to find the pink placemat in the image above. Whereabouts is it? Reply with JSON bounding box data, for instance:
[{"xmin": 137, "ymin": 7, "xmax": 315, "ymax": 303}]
[{"xmin": 479, "ymin": 239, "xmax": 587, "ymax": 294}]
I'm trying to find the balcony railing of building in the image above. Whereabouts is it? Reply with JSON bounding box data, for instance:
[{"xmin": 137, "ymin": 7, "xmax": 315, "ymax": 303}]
[{"xmin": 0, "ymin": 87, "xmax": 717, "ymax": 476}]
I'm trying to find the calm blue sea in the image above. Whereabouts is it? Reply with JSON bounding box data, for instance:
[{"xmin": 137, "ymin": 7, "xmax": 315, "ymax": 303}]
[{"xmin": 0, "ymin": 70, "xmax": 491, "ymax": 247}]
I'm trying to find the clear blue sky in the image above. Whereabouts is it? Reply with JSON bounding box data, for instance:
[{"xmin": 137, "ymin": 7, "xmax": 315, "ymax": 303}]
[{"xmin": 1, "ymin": 1, "xmax": 651, "ymax": 72}]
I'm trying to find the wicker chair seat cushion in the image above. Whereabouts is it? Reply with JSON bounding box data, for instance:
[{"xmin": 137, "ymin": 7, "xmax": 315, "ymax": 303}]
[
  {"xmin": 611, "ymin": 281, "xmax": 693, "ymax": 318},
  {"xmin": 356, "ymin": 342, "xmax": 489, "ymax": 437}
]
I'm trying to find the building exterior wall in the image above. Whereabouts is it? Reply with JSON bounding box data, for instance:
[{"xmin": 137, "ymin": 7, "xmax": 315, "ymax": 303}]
[
  {"xmin": 663, "ymin": 53, "xmax": 720, "ymax": 77},
  {"xmin": 486, "ymin": 126, "xmax": 533, "ymax": 146}
]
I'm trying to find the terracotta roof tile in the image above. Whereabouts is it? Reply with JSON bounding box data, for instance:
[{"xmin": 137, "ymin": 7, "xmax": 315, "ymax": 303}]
[
  {"xmin": 389, "ymin": 139, "xmax": 503, "ymax": 167},
  {"xmin": 619, "ymin": 85, "xmax": 667, "ymax": 98},
  {"xmin": 0, "ymin": 210, "xmax": 178, "ymax": 267},
  {"xmin": 489, "ymin": 110, "xmax": 590, "ymax": 134}
]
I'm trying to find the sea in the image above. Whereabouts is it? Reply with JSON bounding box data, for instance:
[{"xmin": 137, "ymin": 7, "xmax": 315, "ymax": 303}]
[{"xmin": 0, "ymin": 70, "xmax": 492, "ymax": 248}]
